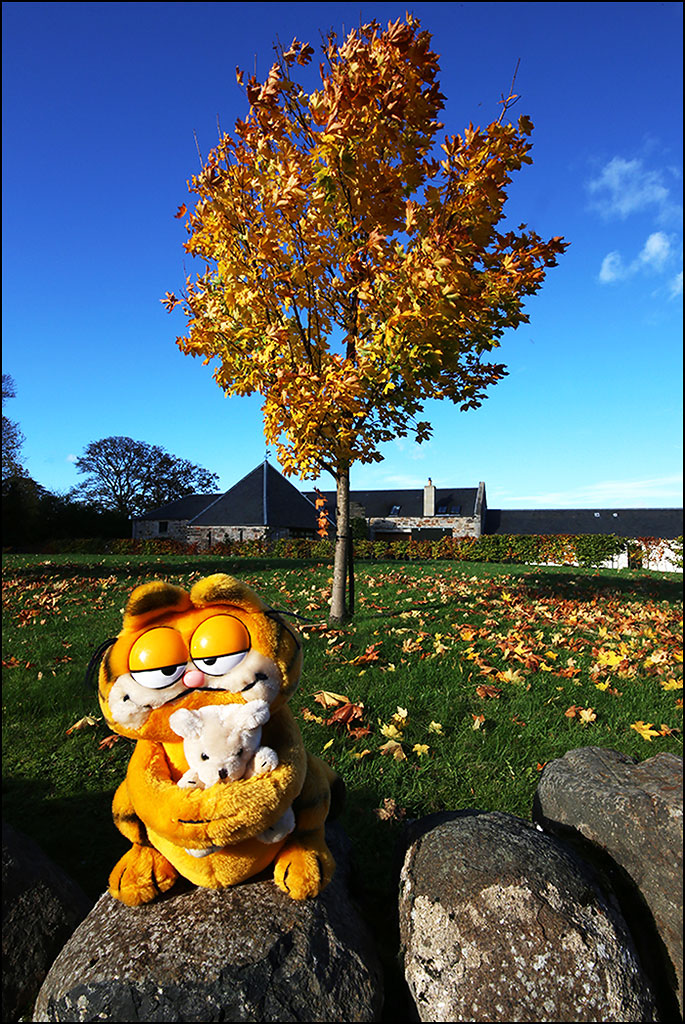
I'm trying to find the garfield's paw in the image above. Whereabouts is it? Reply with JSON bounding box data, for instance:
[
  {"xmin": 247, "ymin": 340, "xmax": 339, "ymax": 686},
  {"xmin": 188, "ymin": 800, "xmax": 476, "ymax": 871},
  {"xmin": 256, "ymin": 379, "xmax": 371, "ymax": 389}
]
[
  {"xmin": 108, "ymin": 845, "xmax": 178, "ymax": 906},
  {"xmin": 273, "ymin": 834, "xmax": 335, "ymax": 899}
]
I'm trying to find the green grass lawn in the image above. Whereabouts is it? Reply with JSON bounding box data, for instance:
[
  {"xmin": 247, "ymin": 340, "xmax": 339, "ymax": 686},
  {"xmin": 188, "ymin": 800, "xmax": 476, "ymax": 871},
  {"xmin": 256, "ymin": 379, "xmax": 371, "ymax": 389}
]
[{"xmin": 2, "ymin": 554, "xmax": 682, "ymax": 925}]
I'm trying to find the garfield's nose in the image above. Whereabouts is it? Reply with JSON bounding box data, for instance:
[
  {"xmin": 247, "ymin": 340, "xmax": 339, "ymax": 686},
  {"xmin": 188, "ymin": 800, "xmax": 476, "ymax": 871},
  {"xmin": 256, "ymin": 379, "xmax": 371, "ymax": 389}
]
[{"xmin": 182, "ymin": 668, "xmax": 205, "ymax": 688}]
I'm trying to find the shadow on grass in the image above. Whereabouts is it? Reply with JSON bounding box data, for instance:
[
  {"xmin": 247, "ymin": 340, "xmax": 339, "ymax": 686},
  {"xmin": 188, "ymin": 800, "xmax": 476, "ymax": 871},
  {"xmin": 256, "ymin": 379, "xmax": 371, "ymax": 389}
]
[
  {"xmin": 4, "ymin": 557, "xmax": 682, "ymax": 604},
  {"xmin": 2, "ymin": 776, "xmax": 128, "ymax": 900}
]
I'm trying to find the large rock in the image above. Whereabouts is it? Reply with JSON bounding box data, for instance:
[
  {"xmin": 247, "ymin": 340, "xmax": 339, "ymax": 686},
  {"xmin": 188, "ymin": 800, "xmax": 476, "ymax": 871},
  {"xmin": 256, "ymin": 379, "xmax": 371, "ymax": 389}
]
[
  {"xmin": 533, "ymin": 746, "xmax": 683, "ymax": 1020},
  {"xmin": 33, "ymin": 824, "xmax": 383, "ymax": 1022},
  {"xmin": 398, "ymin": 810, "xmax": 659, "ymax": 1023},
  {"xmin": 2, "ymin": 821, "xmax": 93, "ymax": 1023}
]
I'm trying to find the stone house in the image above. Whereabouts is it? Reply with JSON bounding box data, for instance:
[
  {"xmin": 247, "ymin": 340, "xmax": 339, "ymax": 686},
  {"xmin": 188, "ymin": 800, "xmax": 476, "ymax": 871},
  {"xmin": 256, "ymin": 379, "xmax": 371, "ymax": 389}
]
[
  {"xmin": 132, "ymin": 462, "xmax": 321, "ymax": 549},
  {"xmin": 304, "ymin": 479, "xmax": 487, "ymax": 540},
  {"xmin": 132, "ymin": 461, "xmax": 682, "ymax": 566}
]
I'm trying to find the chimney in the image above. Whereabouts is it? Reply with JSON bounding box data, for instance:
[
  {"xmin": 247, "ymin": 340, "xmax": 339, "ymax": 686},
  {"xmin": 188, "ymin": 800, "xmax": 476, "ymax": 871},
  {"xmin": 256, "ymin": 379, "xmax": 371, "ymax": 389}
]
[{"xmin": 423, "ymin": 478, "xmax": 436, "ymax": 517}]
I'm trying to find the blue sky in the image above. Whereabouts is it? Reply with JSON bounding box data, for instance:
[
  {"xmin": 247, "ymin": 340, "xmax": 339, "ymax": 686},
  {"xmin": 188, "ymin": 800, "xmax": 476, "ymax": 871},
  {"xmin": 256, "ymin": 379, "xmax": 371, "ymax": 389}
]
[{"xmin": 2, "ymin": 1, "xmax": 682, "ymax": 509}]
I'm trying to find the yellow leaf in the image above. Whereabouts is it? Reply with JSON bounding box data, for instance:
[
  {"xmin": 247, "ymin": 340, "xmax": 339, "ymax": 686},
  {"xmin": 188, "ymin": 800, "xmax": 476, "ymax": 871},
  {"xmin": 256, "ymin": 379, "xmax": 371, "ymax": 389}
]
[
  {"xmin": 413, "ymin": 743, "xmax": 430, "ymax": 756},
  {"xmin": 380, "ymin": 722, "xmax": 403, "ymax": 740},
  {"xmin": 428, "ymin": 721, "xmax": 444, "ymax": 734},
  {"xmin": 322, "ymin": 739, "xmax": 334, "ymax": 751},
  {"xmin": 313, "ymin": 690, "xmax": 350, "ymax": 709},
  {"xmin": 471, "ymin": 713, "xmax": 485, "ymax": 730},
  {"xmin": 351, "ymin": 749, "xmax": 372, "ymax": 759},
  {"xmin": 578, "ymin": 707, "xmax": 597, "ymax": 725},
  {"xmin": 661, "ymin": 678, "xmax": 682, "ymax": 690},
  {"xmin": 630, "ymin": 721, "xmax": 661, "ymax": 742}
]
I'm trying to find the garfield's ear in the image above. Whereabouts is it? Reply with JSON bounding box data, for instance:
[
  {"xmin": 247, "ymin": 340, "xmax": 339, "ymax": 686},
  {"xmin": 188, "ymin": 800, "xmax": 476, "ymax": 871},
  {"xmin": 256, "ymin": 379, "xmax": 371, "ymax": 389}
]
[
  {"xmin": 189, "ymin": 573, "xmax": 268, "ymax": 615},
  {"xmin": 122, "ymin": 581, "xmax": 192, "ymax": 632}
]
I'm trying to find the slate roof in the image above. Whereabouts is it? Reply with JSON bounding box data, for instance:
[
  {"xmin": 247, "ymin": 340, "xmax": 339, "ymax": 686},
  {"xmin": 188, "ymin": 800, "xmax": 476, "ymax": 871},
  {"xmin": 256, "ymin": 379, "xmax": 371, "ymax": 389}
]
[
  {"xmin": 484, "ymin": 508, "xmax": 684, "ymax": 539},
  {"xmin": 135, "ymin": 494, "xmax": 221, "ymax": 521},
  {"xmin": 304, "ymin": 487, "xmax": 479, "ymax": 519},
  {"xmin": 190, "ymin": 462, "xmax": 318, "ymax": 530}
]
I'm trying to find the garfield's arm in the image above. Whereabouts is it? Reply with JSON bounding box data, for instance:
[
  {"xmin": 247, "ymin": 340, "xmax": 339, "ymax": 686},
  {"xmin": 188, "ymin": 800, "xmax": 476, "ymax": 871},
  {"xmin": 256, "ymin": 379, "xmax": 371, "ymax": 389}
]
[
  {"xmin": 274, "ymin": 753, "xmax": 344, "ymax": 899},
  {"xmin": 126, "ymin": 706, "xmax": 307, "ymax": 851},
  {"xmin": 108, "ymin": 776, "xmax": 178, "ymax": 905}
]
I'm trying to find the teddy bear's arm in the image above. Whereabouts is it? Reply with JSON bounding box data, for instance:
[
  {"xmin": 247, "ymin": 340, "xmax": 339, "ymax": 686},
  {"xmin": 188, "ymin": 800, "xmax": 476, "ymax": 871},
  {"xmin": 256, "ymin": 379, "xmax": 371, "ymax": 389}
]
[{"xmin": 126, "ymin": 706, "xmax": 307, "ymax": 850}]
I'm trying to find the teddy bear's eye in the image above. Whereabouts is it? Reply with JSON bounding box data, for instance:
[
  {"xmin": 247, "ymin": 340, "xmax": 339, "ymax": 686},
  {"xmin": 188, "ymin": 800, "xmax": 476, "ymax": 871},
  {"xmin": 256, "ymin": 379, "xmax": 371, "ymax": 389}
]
[{"xmin": 200, "ymin": 752, "xmax": 209, "ymax": 761}]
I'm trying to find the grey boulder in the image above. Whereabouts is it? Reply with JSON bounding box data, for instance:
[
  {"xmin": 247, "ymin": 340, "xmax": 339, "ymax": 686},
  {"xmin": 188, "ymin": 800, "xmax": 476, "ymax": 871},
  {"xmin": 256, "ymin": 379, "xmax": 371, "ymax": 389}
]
[
  {"xmin": 33, "ymin": 824, "xmax": 383, "ymax": 1022},
  {"xmin": 533, "ymin": 746, "xmax": 683, "ymax": 1020},
  {"xmin": 398, "ymin": 810, "xmax": 660, "ymax": 1023}
]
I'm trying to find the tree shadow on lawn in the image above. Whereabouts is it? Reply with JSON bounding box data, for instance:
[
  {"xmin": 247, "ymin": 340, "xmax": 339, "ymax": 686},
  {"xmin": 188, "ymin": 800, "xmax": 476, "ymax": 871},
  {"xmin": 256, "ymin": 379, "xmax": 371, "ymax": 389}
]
[
  {"xmin": 2, "ymin": 776, "xmax": 128, "ymax": 901},
  {"xmin": 5, "ymin": 559, "xmax": 682, "ymax": 604}
]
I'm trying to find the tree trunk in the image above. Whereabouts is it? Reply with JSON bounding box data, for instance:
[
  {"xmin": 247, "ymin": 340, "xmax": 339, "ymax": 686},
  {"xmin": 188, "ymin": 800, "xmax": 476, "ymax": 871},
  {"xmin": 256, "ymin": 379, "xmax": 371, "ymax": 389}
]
[{"xmin": 329, "ymin": 468, "xmax": 350, "ymax": 623}]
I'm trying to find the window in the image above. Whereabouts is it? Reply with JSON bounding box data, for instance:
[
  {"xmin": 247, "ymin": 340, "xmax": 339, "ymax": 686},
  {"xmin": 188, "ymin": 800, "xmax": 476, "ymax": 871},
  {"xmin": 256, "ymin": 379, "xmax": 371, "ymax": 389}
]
[
  {"xmin": 158, "ymin": 521, "xmax": 168, "ymax": 534},
  {"xmin": 390, "ymin": 504, "xmax": 401, "ymax": 515},
  {"xmin": 437, "ymin": 503, "xmax": 461, "ymax": 515}
]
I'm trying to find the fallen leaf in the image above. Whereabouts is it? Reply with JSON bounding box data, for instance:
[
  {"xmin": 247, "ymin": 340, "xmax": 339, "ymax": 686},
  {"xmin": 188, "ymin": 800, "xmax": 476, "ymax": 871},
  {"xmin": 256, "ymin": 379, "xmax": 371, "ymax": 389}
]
[
  {"xmin": 301, "ymin": 707, "xmax": 325, "ymax": 724},
  {"xmin": 428, "ymin": 721, "xmax": 444, "ymax": 734},
  {"xmin": 313, "ymin": 690, "xmax": 350, "ymax": 709},
  {"xmin": 374, "ymin": 797, "xmax": 406, "ymax": 821},
  {"xmin": 66, "ymin": 715, "xmax": 100, "ymax": 735},
  {"xmin": 380, "ymin": 722, "xmax": 403, "ymax": 740},
  {"xmin": 578, "ymin": 707, "xmax": 597, "ymax": 725},
  {"xmin": 379, "ymin": 739, "xmax": 407, "ymax": 760},
  {"xmin": 630, "ymin": 720, "xmax": 661, "ymax": 741},
  {"xmin": 413, "ymin": 744, "xmax": 430, "ymax": 756},
  {"xmin": 476, "ymin": 684, "xmax": 502, "ymax": 699},
  {"xmin": 471, "ymin": 713, "xmax": 485, "ymax": 730},
  {"xmin": 98, "ymin": 735, "xmax": 120, "ymax": 750}
]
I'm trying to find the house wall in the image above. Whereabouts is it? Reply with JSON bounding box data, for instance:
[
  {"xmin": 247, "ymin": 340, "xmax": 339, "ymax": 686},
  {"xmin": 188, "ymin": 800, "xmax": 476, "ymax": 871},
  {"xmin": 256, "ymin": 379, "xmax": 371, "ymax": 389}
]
[
  {"xmin": 369, "ymin": 515, "xmax": 481, "ymax": 539},
  {"xmin": 132, "ymin": 519, "xmax": 190, "ymax": 542}
]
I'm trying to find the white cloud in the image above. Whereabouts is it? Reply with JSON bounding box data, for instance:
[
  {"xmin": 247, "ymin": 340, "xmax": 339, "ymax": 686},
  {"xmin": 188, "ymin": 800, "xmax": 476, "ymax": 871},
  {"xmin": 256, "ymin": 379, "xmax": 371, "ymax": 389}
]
[
  {"xmin": 639, "ymin": 231, "xmax": 671, "ymax": 270},
  {"xmin": 587, "ymin": 157, "xmax": 679, "ymax": 223},
  {"xmin": 598, "ymin": 231, "xmax": 677, "ymax": 285},
  {"xmin": 669, "ymin": 270, "xmax": 683, "ymax": 298},
  {"xmin": 66, "ymin": 454, "xmax": 77, "ymax": 463},
  {"xmin": 598, "ymin": 251, "xmax": 625, "ymax": 283}
]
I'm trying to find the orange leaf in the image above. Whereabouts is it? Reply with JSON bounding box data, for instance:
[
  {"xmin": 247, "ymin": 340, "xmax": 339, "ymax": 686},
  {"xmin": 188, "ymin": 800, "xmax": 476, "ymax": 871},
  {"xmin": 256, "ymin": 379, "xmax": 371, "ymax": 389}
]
[
  {"xmin": 476, "ymin": 684, "xmax": 502, "ymax": 699},
  {"xmin": 98, "ymin": 735, "xmax": 120, "ymax": 750}
]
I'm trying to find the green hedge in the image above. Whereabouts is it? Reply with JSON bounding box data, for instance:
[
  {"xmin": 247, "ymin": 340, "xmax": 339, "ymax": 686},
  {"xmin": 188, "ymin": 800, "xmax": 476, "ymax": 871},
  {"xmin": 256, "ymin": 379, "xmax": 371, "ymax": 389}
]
[{"xmin": 14, "ymin": 533, "xmax": 681, "ymax": 570}]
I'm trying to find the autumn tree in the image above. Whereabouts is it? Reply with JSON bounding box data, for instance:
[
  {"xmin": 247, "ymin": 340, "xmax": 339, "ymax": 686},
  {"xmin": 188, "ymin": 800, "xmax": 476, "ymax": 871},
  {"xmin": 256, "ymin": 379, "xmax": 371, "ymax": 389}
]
[
  {"xmin": 165, "ymin": 16, "xmax": 567, "ymax": 621},
  {"xmin": 72, "ymin": 436, "xmax": 219, "ymax": 518}
]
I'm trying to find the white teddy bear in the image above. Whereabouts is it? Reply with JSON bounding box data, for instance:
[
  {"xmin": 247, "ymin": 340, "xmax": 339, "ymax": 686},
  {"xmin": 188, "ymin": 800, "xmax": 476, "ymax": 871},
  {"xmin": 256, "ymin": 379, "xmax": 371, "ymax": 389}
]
[{"xmin": 169, "ymin": 701, "xmax": 295, "ymax": 851}]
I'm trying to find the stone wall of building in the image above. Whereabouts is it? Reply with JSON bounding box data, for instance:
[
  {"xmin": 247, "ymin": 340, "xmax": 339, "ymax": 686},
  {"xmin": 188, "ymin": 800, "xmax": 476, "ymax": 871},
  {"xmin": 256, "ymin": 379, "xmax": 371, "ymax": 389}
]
[
  {"xmin": 131, "ymin": 519, "xmax": 190, "ymax": 542},
  {"xmin": 187, "ymin": 525, "xmax": 269, "ymax": 550},
  {"xmin": 369, "ymin": 515, "xmax": 482, "ymax": 539}
]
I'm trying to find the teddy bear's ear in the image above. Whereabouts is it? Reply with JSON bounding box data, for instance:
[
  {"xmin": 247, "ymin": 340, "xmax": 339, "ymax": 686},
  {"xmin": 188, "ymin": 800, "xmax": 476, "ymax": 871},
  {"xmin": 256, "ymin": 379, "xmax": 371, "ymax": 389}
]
[
  {"xmin": 240, "ymin": 699, "xmax": 271, "ymax": 730},
  {"xmin": 169, "ymin": 708, "xmax": 203, "ymax": 739}
]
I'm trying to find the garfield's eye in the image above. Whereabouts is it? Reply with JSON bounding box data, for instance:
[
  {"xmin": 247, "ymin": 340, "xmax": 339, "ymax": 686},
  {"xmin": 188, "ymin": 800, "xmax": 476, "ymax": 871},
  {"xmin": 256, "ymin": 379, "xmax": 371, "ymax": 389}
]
[
  {"xmin": 129, "ymin": 627, "xmax": 189, "ymax": 689},
  {"xmin": 129, "ymin": 663, "xmax": 186, "ymax": 689},
  {"xmin": 192, "ymin": 651, "xmax": 248, "ymax": 676},
  {"xmin": 189, "ymin": 615, "xmax": 250, "ymax": 677}
]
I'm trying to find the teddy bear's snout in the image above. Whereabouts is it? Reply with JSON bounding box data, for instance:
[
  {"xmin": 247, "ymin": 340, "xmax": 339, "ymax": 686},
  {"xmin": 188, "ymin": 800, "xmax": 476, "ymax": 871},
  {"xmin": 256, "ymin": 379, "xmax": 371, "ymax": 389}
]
[{"xmin": 218, "ymin": 767, "xmax": 229, "ymax": 780}]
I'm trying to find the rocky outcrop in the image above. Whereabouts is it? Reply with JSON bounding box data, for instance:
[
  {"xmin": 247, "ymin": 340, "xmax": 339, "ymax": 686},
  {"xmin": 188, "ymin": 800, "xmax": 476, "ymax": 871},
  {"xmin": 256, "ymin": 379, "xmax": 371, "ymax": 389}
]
[
  {"xmin": 533, "ymin": 746, "xmax": 683, "ymax": 1020},
  {"xmin": 33, "ymin": 823, "xmax": 383, "ymax": 1022},
  {"xmin": 2, "ymin": 821, "xmax": 93, "ymax": 1023},
  {"xmin": 398, "ymin": 810, "xmax": 661, "ymax": 1023}
]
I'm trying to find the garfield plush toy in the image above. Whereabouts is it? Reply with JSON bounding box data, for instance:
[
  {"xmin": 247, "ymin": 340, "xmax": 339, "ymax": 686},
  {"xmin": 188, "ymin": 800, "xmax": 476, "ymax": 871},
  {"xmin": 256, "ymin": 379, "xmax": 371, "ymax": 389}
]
[{"xmin": 94, "ymin": 573, "xmax": 341, "ymax": 906}]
